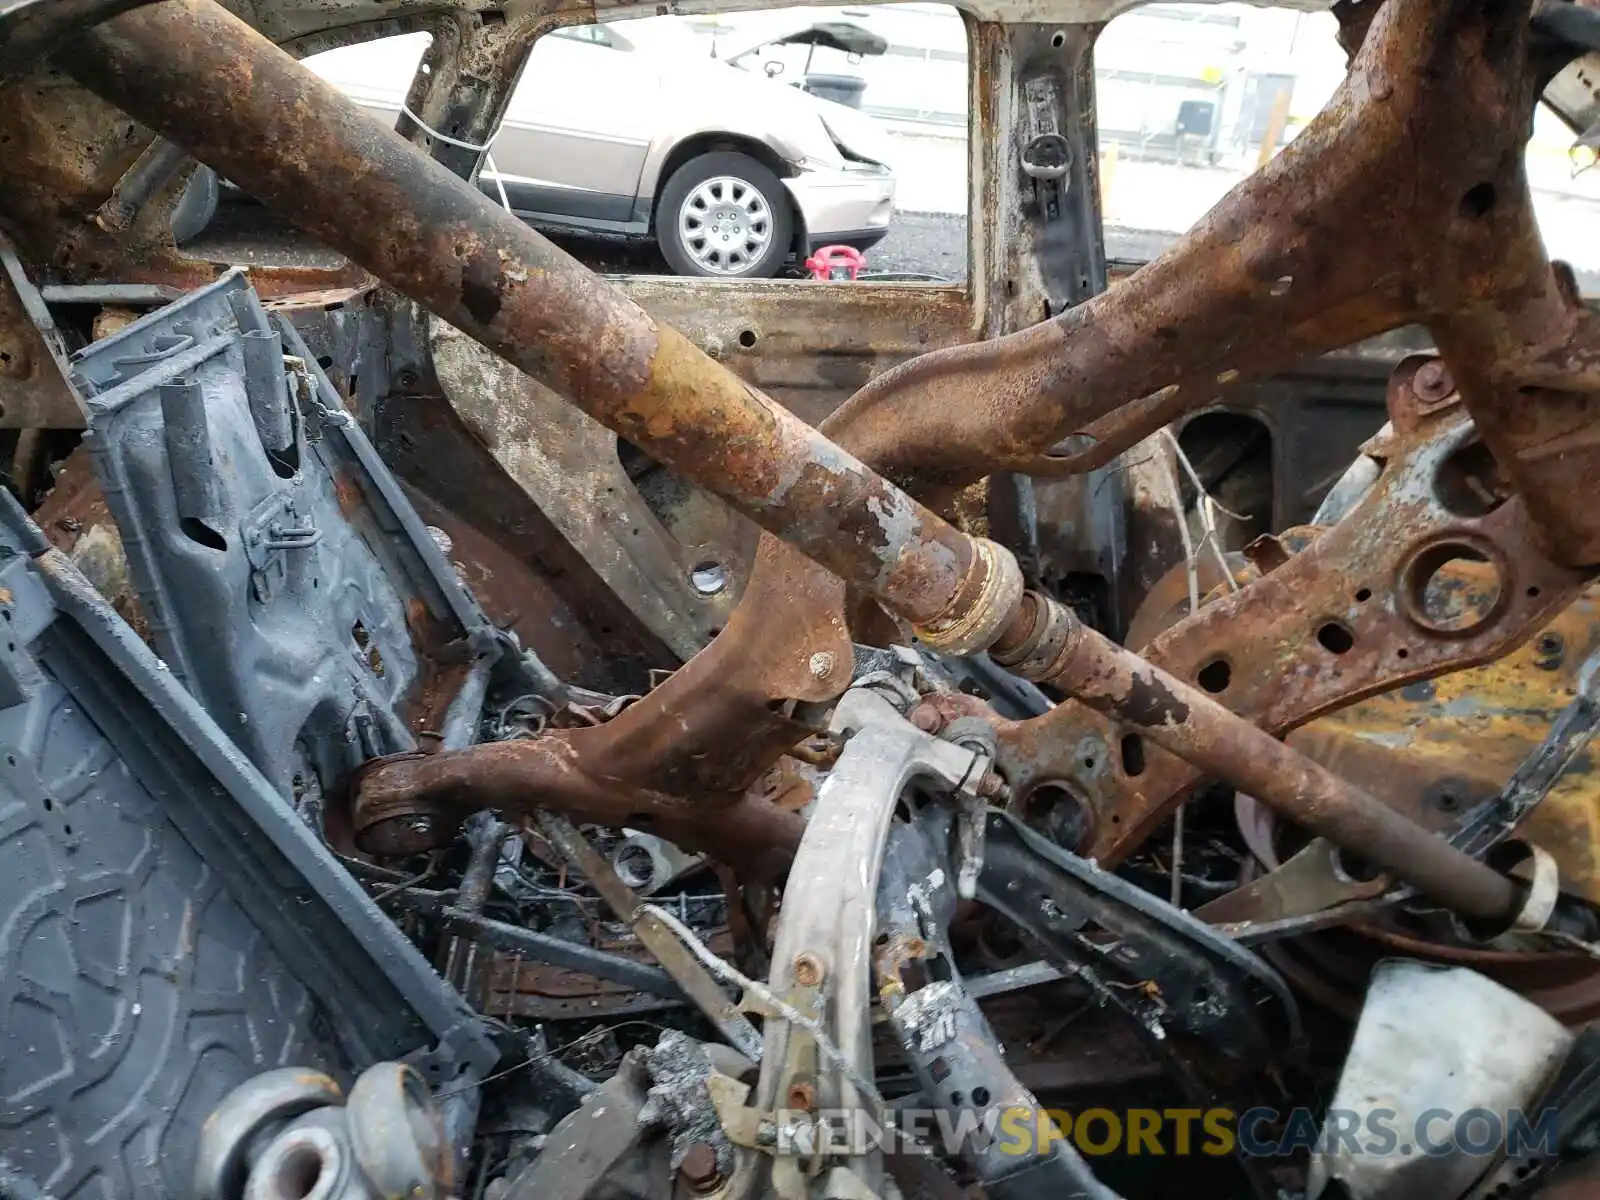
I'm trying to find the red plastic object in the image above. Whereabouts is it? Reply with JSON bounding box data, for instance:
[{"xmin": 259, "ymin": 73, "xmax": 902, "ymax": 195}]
[{"xmin": 805, "ymin": 244, "xmax": 866, "ymax": 281}]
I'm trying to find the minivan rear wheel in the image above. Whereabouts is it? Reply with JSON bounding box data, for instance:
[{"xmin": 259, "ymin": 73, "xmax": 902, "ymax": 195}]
[{"xmin": 657, "ymin": 151, "xmax": 792, "ymax": 279}]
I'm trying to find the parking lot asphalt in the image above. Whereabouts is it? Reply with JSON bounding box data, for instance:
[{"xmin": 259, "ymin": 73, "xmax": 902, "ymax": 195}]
[{"xmin": 193, "ymin": 203, "xmax": 1600, "ymax": 294}]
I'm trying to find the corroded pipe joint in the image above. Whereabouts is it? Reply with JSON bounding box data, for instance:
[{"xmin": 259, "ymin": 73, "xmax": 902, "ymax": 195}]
[
  {"xmin": 989, "ymin": 589, "xmax": 1080, "ymax": 680},
  {"xmin": 911, "ymin": 538, "xmax": 1024, "ymax": 656}
]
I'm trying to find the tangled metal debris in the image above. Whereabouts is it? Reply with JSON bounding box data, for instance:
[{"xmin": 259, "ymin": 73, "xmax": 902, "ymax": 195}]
[{"xmin": 5, "ymin": 0, "xmax": 1600, "ymax": 1197}]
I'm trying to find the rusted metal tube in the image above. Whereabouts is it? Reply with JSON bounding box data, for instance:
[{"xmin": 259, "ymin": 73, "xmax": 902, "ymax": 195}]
[
  {"xmin": 992, "ymin": 594, "xmax": 1524, "ymax": 924},
  {"xmin": 61, "ymin": 0, "xmax": 991, "ymax": 629}
]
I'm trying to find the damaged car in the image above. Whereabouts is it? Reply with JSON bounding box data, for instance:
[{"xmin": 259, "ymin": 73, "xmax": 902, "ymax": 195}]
[{"xmin": 0, "ymin": 0, "xmax": 1599, "ymax": 1199}]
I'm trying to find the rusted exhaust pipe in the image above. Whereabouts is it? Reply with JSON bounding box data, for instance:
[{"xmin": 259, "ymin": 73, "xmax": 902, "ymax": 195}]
[{"xmin": 60, "ymin": 0, "xmax": 1016, "ymax": 642}]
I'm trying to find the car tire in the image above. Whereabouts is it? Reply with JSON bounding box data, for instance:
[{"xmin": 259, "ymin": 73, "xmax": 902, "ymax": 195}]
[
  {"xmin": 656, "ymin": 151, "xmax": 793, "ymax": 279},
  {"xmin": 0, "ymin": 675, "xmax": 330, "ymax": 1196}
]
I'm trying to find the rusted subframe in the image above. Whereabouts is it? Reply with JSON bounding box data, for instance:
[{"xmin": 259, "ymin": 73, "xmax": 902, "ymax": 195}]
[
  {"xmin": 997, "ymin": 374, "xmax": 1593, "ymax": 867},
  {"xmin": 59, "ymin": 0, "xmax": 999, "ymax": 638},
  {"xmin": 989, "ymin": 593, "xmax": 1525, "ymax": 925}
]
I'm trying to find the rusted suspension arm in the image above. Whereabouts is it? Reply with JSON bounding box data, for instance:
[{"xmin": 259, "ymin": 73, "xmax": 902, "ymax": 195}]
[{"xmin": 59, "ymin": 0, "xmax": 1014, "ymax": 647}]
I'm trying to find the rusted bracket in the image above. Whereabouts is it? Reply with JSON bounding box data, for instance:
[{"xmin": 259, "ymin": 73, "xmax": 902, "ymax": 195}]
[
  {"xmin": 430, "ymin": 323, "xmax": 741, "ymax": 658},
  {"xmin": 993, "ymin": 361, "xmax": 1593, "ymax": 866}
]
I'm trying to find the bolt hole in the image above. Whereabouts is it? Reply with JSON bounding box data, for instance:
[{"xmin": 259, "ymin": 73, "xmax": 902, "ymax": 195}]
[
  {"xmin": 950, "ymin": 1091, "xmax": 964, "ymax": 1105},
  {"xmin": 1397, "ymin": 647, "xmax": 1409, "ymax": 658},
  {"xmin": 737, "ymin": 329, "xmax": 758, "ymax": 348},
  {"xmin": 1333, "ymin": 847, "xmax": 1384, "ymax": 883},
  {"xmin": 1045, "ymin": 431, "xmax": 1098, "ymax": 460},
  {"xmin": 1354, "ymin": 587, "xmax": 1372, "ymax": 603},
  {"xmin": 1023, "ymin": 782, "xmax": 1091, "ymax": 850},
  {"xmin": 351, "ymin": 620, "xmax": 385, "ymax": 676},
  {"xmin": 973, "ymin": 1086, "xmax": 992, "ymax": 1106},
  {"xmin": 42, "ymin": 797, "xmax": 52, "ymax": 811},
  {"xmin": 1401, "ymin": 542, "xmax": 1503, "ymax": 636},
  {"xmin": 689, "ymin": 560, "xmax": 727, "ymax": 596},
  {"xmin": 1528, "ymin": 586, "xmax": 1541, "ymax": 598},
  {"xmin": 1197, "ymin": 659, "xmax": 1231, "ymax": 693},
  {"xmin": 1120, "ymin": 733, "xmax": 1145, "ymax": 777},
  {"xmin": 1459, "ymin": 181, "xmax": 1497, "ymax": 219},
  {"xmin": 1050, "ymin": 30, "xmax": 1065, "ymax": 46},
  {"xmin": 62, "ymin": 824, "xmax": 72, "ymax": 837},
  {"xmin": 1082, "ymin": 756, "xmax": 1096, "ymax": 770},
  {"xmin": 179, "ymin": 517, "xmax": 227, "ymax": 553},
  {"xmin": 1317, "ymin": 622, "xmax": 1355, "ymax": 654},
  {"xmin": 275, "ymin": 1142, "xmax": 326, "ymax": 1200},
  {"xmin": 1435, "ymin": 439, "xmax": 1508, "ymax": 518}
]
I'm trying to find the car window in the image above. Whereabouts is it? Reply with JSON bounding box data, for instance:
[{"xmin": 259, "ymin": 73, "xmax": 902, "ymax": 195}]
[
  {"xmin": 1098, "ymin": 3, "xmax": 1600, "ymax": 297},
  {"xmin": 550, "ymin": 25, "xmax": 620, "ymax": 48},
  {"xmin": 302, "ymin": 31, "xmax": 431, "ymax": 100}
]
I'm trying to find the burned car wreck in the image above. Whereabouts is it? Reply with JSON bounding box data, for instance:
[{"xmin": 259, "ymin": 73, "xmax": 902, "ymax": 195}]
[{"xmin": 3, "ymin": 0, "xmax": 1600, "ymax": 1197}]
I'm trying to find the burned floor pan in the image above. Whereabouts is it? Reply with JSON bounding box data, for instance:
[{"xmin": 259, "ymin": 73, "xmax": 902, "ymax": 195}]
[{"xmin": 0, "ymin": 493, "xmax": 494, "ymax": 1195}]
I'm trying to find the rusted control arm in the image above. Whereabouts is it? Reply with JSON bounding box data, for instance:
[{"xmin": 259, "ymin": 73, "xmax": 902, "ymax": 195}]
[
  {"xmin": 991, "ymin": 594, "xmax": 1526, "ymax": 926},
  {"xmin": 59, "ymin": 0, "xmax": 1015, "ymax": 646}
]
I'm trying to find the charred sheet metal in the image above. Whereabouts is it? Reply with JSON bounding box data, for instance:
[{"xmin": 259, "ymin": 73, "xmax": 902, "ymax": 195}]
[
  {"xmin": 1291, "ymin": 582, "xmax": 1600, "ymax": 906},
  {"xmin": 430, "ymin": 322, "xmax": 743, "ymax": 659}
]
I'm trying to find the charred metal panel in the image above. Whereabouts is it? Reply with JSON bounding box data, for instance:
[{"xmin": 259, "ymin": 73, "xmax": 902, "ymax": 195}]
[{"xmin": 70, "ymin": 271, "xmax": 508, "ymax": 798}]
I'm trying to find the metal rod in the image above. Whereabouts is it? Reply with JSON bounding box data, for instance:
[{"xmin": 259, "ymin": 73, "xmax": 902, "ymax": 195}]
[
  {"xmin": 993, "ymin": 595, "xmax": 1524, "ymax": 924},
  {"xmin": 383, "ymin": 888, "xmax": 687, "ymax": 1000},
  {"xmin": 535, "ymin": 813, "xmax": 764, "ymax": 1062},
  {"xmin": 62, "ymin": 0, "xmax": 999, "ymax": 633}
]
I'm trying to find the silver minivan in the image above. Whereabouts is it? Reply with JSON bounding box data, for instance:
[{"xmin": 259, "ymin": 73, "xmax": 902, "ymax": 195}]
[{"xmin": 304, "ymin": 18, "xmax": 899, "ymax": 278}]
